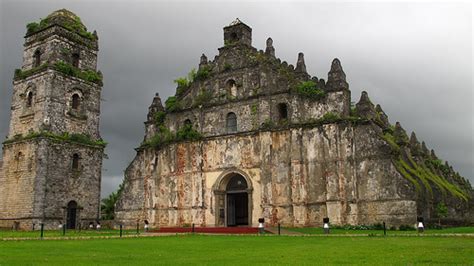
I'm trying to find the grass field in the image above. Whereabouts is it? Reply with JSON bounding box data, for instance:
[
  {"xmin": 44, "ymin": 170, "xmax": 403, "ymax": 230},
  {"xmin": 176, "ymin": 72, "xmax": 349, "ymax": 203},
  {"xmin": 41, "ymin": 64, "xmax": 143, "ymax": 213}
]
[
  {"xmin": 2, "ymin": 227, "xmax": 474, "ymax": 239},
  {"xmin": 0, "ymin": 229, "xmax": 139, "ymax": 239},
  {"xmin": 0, "ymin": 235, "xmax": 473, "ymax": 265},
  {"xmin": 285, "ymin": 226, "xmax": 474, "ymax": 235}
]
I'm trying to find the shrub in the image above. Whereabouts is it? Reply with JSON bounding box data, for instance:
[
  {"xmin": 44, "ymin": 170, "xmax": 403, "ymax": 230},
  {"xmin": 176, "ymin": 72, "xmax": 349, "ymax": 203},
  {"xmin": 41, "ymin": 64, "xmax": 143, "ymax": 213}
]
[
  {"xmin": 176, "ymin": 124, "xmax": 202, "ymax": 141},
  {"xmin": 14, "ymin": 63, "xmax": 48, "ymax": 80},
  {"xmin": 174, "ymin": 69, "xmax": 198, "ymax": 96},
  {"xmin": 26, "ymin": 22, "xmax": 40, "ymax": 34},
  {"xmin": 153, "ymin": 111, "xmax": 166, "ymax": 126},
  {"xmin": 295, "ymin": 81, "xmax": 325, "ymax": 99},
  {"xmin": 174, "ymin": 77, "xmax": 190, "ymax": 91},
  {"xmin": 195, "ymin": 66, "xmax": 211, "ymax": 81},
  {"xmin": 53, "ymin": 61, "xmax": 102, "ymax": 84},
  {"xmin": 26, "ymin": 16, "xmax": 96, "ymax": 40},
  {"xmin": 165, "ymin": 96, "xmax": 181, "ymax": 112}
]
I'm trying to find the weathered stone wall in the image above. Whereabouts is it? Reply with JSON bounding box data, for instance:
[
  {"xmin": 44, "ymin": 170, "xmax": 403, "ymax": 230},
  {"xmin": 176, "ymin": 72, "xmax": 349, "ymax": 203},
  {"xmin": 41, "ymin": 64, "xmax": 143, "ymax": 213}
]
[
  {"xmin": 116, "ymin": 122, "xmax": 418, "ymax": 228},
  {"xmin": 0, "ymin": 139, "xmax": 102, "ymax": 230},
  {"xmin": 23, "ymin": 25, "xmax": 98, "ymax": 70},
  {"xmin": 0, "ymin": 10, "xmax": 103, "ymax": 230},
  {"xmin": 9, "ymin": 71, "xmax": 101, "ymax": 139},
  {"xmin": 116, "ymin": 20, "xmax": 472, "ymax": 229},
  {"xmin": 0, "ymin": 141, "xmax": 38, "ymax": 229}
]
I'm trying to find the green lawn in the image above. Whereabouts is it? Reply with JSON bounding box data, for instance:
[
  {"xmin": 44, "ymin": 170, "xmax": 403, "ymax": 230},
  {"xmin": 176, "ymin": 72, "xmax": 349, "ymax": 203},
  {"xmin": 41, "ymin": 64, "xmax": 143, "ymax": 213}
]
[
  {"xmin": 0, "ymin": 235, "xmax": 473, "ymax": 265},
  {"xmin": 2, "ymin": 227, "xmax": 473, "ymax": 239},
  {"xmin": 285, "ymin": 226, "xmax": 474, "ymax": 235},
  {"xmin": 0, "ymin": 229, "xmax": 139, "ymax": 239}
]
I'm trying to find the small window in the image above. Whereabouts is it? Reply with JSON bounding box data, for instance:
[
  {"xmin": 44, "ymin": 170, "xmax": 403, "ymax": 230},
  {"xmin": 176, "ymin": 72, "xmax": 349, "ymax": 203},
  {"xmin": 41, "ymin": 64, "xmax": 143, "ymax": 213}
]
[
  {"xmin": 277, "ymin": 103, "xmax": 288, "ymax": 121},
  {"xmin": 26, "ymin": 92, "xmax": 33, "ymax": 107},
  {"xmin": 72, "ymin": 53, "xmax": 80, "ymax": 68},
  {"xmin": 71, "ymin": 94, "xmax": 80, "ymax": 110},
  {"xmin": 184, "ymin": 119, "xmax": 192, "ymax": 127},
  {"xmin": 226, "ymin": 112, "xmax": 237, "ymax": 133},
  {"xmin": 33, "ymin": 50, "xmax": 41, "ymax": 68},
  {"xmin": 230, "ymin": 32, "xmax": 238, "ymax": 42},
  {"xmin": 72, "ymin": 154, "xmax": 80, "ymax": 170},
  {"xmin": 16, "ymin": 152, "xmax": 24, "ymax": 171}
]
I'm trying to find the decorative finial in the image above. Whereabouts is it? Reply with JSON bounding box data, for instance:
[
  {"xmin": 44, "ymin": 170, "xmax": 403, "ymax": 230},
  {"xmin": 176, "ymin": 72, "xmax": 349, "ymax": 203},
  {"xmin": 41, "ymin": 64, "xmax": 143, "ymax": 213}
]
[
  {"xmin": 295, "ymin": 52, "xmax": 307, "ymax": 73},
  {"xmin": 355, "ymin": 91, "xmax": 377, "ymax": 120},
  {"xmin": 265, "ymin": 37, "xmax": 275, "ymax": 57},
  {"xmin": 326, "ymin": 58, "xmax": 348, "ymax": 91},
  {"xmin": 229, "ymin": 18, "xmax": 243, "ymax": 26},
  {"xmin": 199, "ymin": 54, "xmax": 208, "ymax": 67}
]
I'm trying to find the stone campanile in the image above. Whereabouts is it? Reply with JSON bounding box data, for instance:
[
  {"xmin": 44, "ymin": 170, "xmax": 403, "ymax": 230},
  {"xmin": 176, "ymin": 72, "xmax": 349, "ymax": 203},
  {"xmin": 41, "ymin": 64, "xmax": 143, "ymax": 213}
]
[{"xmin": 0, "ymin": 9, "xmax": 104, "ymax": 230}]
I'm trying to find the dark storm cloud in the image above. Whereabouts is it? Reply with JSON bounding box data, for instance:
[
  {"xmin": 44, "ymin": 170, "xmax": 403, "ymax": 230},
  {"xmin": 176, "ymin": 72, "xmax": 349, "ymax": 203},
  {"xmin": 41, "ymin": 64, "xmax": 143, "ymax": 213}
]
[{"xmin": 1, "ymin": 1, "xmax": 472, "ymax": 197}]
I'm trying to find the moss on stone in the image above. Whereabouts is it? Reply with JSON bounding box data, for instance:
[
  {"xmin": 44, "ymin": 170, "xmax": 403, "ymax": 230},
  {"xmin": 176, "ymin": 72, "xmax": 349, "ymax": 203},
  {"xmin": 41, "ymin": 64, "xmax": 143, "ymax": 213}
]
[
  {"xmin": 13, "ymin": 63, "xmax": 49, "ymax": 80},
  {"xmin": 2, "ymin": 131, "xmax": 106, "ymax": 147},
  {"xmin": 26, "ymin": 11, "xmax": 96, "ymax": 40},
  {"xmin": 381, "ymin": 132, "xmax": 400, "ymax": 154},
  {"xmin": 165, "ymin": 96, "xmax": 181, "ymax": 112},
  {"xmin": 54, "ymin": 61, "xmax": 102, "ymax": 84}
]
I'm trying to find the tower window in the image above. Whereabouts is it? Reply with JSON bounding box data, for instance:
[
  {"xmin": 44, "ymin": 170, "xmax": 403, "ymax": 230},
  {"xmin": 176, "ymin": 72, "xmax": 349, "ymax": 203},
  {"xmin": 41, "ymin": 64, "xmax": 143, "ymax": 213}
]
[
  {"xmin": 71, "ymin": 94, "xmax": 80, "ymax": 110},
  {"xmin": 72, "ymin": 153, "xmax": 80, "ymax": 170},
  {"xmin": 15, "ymin": 152, "xmax": 24, "ymax": 171},
  {"xmin": 226, "ymin": 112, "xmax": 237, "ymax": 133},
  {"xmin": 72, "ymin": 53, "xmax": 80, "ymax": 68},
  {"xmin": 277, "ymin": 103, "xmax": 288, "ymax": 121},
  {"xmin": 26, "ymin": 92, "xmax": 33, "ymax": 107},
  {"xmin": 230, "ymin": 32, "xmax": 238, "ymax": 42},
  {"xmin": 33, "ymin": 50, "xmax": 41, "ymax": 68}
]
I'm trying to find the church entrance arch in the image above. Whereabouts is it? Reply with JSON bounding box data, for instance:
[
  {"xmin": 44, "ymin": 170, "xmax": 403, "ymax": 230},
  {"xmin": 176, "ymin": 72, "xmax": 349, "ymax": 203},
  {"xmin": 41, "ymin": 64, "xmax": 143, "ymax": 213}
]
[
  {"xmin": 213, "ymin": 170, "xmax": 253, "ymax": 227},
  {"xmin": 66, "ymin": 201, "xmax": 78, "ymax": 229},
  {"xmin": 226, "ymin": 175, "xmax": 248, "ymax": 226}
]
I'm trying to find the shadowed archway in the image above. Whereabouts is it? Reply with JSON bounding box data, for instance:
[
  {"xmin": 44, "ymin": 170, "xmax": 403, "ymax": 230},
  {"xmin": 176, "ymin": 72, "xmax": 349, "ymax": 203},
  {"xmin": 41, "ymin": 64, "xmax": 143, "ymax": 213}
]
[
  {"xmin": 213, "ymin": 170, "xmax": 253, "ymax": 227},
  {"xmin": 66, "ymin": 201, "xmax": 78, "ymax": 229}
]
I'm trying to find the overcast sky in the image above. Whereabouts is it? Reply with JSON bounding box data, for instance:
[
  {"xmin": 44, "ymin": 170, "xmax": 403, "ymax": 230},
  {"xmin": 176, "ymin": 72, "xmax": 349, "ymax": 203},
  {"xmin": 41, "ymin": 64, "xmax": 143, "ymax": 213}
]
[{"xmin": 0, "ymin": 0, "xmax": 472, "ymax": 198}]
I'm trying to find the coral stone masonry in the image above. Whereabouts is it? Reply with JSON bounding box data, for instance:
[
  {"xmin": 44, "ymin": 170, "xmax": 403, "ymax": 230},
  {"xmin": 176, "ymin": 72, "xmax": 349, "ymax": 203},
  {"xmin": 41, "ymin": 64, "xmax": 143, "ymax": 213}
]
[
  {"xmin": 115, "ymin": 19, "xmax": 473, "ymax": 228},
  {"xmin": 0, "ymin": 9, "xmax": 104, "ymax": 230},
  {"xmin": 1, "ymin": 11, "xmax": 472, "ymax": 231}
]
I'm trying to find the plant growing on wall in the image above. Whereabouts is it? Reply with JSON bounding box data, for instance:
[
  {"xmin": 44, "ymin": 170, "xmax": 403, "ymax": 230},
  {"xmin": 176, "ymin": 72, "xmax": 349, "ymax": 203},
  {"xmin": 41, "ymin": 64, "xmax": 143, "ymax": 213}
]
[
  {"xmin": 165, "ymin": 96, "xmax": 181, "ymax": 112},
  {"xmin": 295, "ymin": 80, "xmax": 325, "ymax": 100}
]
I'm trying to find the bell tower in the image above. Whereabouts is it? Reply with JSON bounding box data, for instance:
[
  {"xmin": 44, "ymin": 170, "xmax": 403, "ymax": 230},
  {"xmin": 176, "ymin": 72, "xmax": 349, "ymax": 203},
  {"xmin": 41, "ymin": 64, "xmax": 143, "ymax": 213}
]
[
  {"xmin": 223, "ymin": 18, "xmax": 252, "ymax": 46},
  {"xmin": 0, "ymin": 9, "xmax": 104, "ymax": 230}
]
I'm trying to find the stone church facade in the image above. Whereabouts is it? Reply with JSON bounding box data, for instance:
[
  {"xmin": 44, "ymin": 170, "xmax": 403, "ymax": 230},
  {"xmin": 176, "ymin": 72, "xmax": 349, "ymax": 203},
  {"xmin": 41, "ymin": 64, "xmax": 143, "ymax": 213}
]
[
  {"xmin": 115, "ymin": 20, "xmax": 473, "ymax": 228},
  {"xmin": 0, "ymin": 10, "xmax": 104, "ymax": 230}
]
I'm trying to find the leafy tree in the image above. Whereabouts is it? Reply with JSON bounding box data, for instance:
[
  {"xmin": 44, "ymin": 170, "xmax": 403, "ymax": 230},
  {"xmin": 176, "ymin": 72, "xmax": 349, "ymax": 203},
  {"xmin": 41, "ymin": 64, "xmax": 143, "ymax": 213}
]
[
  {"xmin": 436, "ymin": 202, "xmax": 448, "ymax": 226},
  {"xmin": 101, "ymin": 183, "xmax": 124, "ymax": 220}
]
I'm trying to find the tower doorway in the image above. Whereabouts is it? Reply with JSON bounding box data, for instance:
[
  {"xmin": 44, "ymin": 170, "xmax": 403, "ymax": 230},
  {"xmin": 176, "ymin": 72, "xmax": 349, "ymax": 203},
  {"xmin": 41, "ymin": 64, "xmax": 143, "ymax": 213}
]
[
  {"xmin": 66, "ymin": 201, "xmax": 78, "ymax": 229},
  {"xmin": 226, "ymin": 175, "xmax": 249, "ymax": 226}
]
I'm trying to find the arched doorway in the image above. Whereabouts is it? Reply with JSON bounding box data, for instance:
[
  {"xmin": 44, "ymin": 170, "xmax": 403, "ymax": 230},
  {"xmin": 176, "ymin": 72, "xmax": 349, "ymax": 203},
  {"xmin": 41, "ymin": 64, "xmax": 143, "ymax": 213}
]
[
  {"xmin": 226, "ymin": 175, "xmax": 248, "ymax": 226},
  {"xmin": 213, "ymin": 171, "xmax": 253, "ymax": 227},
  {"xmin": 66, "ymin": 201, "xmax": 78, "ymax": 229}
]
